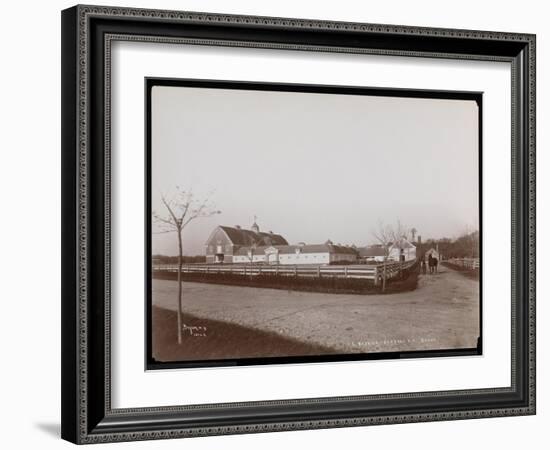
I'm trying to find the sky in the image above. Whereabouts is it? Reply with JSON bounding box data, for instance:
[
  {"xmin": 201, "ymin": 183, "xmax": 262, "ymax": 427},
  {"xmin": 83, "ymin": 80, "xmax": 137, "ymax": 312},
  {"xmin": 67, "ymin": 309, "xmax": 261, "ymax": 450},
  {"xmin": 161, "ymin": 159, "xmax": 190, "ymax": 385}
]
[{"xmin": 151, "ymin": 85, "xmax": 479, "ymax": 256}]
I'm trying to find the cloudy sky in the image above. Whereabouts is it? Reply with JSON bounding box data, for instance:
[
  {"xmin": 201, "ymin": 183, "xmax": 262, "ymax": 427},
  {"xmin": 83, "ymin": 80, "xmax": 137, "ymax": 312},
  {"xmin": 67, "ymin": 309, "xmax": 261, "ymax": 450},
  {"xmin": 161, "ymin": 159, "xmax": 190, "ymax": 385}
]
[{"xmin": 151, "ymin": 84, "xmax": 479, "ymax": 256}]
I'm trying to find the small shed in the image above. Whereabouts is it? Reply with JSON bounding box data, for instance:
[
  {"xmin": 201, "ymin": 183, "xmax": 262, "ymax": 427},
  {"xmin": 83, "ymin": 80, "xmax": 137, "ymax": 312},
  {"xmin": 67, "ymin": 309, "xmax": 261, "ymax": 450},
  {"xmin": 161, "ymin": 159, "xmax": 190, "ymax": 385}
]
[
  {"xmin": 358, "ymin": 245, "xmax": 387, "ymax": 263},
  {"xmin": 388, "ymin": 238, "xmax": 417, "ymax": 262}
]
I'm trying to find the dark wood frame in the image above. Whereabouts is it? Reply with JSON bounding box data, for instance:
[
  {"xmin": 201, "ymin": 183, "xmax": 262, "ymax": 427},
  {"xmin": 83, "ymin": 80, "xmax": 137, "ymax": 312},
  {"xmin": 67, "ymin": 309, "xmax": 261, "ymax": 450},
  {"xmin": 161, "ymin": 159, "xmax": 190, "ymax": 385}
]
[{"xmin": 61, "ymin": 4, "xmax": 536, "ymax": 444}]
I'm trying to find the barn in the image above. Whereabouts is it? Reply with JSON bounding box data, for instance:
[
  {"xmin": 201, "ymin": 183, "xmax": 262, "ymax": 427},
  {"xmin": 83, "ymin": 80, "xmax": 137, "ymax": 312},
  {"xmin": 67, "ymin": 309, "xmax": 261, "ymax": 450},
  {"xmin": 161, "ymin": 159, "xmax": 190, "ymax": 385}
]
[
  {"xmin": 358, "ymin": 245, "xmax": 386, "ymax": 262},
  {"xmin": 358, "ymin": 238, "xmax": 417, "ymax": 263},
  {"xmin": 232, "ymin": 242, "xmax": 358, "ymax": 265},
  {"xmin": 205, "ymin": 222, "xmax": 357, "ymax": 265},
  {"xmin": 205, "ymin": 221, "xmax": 287, "ymax": 264}
]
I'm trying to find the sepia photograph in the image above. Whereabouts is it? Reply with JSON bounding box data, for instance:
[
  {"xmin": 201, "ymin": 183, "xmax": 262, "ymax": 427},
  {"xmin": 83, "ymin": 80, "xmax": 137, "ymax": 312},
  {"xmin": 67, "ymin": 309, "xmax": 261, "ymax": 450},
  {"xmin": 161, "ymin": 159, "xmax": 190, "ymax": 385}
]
[
  {"xmin": 59, "ymin": 5, "xmax": 536, "ymax": 442},
  {"xmin": 146, "ymin": 78, "xmax": 482, "ymax": 368}
]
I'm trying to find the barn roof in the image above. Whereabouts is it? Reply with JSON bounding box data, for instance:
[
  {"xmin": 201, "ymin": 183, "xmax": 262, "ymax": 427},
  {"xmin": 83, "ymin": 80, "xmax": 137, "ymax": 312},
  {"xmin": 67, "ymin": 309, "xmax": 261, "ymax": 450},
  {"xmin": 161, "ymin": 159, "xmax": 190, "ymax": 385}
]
[
  {"xmin": 389, "ymin": 238, "xmax": 416, "ymax": 250},
  {"xmin": 358, "ymin": 246, "xmax": 387, "ymax": 257},
  {"xmin": 217, "ymin": 226, "xmax": 288, "ymax": 246},
  {"xmin": 234, "ymin": 244, "xmax": 358, "ymax": 256}
]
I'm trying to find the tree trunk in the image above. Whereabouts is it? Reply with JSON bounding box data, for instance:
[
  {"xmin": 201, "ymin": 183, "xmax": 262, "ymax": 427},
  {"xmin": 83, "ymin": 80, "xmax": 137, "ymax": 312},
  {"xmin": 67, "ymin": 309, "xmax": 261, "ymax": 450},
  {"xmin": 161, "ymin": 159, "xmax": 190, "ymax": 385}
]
[
  {"xmin": 382, "ymin": 256, "xmax": 387, "ymax": 292},
  {"xmin": 177, "ymin": 228, "xmax": 183, "ymax": 345},
  {"xmin": 249, "ymin": 250, "xmax": 254, "ymax": 280}
]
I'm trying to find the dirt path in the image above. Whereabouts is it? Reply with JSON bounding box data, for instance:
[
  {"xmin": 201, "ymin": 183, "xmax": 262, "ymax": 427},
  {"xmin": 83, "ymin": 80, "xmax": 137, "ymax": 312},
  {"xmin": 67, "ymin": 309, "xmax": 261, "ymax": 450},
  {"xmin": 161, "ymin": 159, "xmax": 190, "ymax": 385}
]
[{"xmin": 152, "ymin": 264, "xmax": 480, "ymax": 354}]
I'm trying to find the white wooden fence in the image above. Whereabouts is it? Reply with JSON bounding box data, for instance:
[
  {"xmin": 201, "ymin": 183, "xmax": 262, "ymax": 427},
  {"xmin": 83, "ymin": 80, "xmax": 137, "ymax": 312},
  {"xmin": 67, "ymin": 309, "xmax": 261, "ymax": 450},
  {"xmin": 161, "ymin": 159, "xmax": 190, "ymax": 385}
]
[
  {"xmin": 152, "ymin": 260, "xmax": 417, "ymax": 285},
  {"xmin": 446, "ymin": 258, "xmax": 480, "ymax": 270}
]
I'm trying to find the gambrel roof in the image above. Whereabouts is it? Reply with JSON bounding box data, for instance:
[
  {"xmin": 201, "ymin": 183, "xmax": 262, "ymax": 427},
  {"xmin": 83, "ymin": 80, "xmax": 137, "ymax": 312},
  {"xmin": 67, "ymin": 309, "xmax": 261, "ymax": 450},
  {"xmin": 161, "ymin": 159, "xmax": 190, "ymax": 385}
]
[{"xmin": 214, "ymin": 226, "xmax": 288, "ymax": 247}]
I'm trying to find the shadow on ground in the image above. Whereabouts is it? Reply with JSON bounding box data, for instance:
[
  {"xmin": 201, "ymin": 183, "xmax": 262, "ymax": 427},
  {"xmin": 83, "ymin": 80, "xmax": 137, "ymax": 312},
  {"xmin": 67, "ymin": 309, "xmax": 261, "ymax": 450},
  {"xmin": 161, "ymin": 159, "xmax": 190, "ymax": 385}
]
[
  {"xmin": 35, "ymin": 422, "xmax": 60, "ymax": 438},
  {"xmin": 152, "ymin": 306, "xmax": 339, "ymax": 362}
]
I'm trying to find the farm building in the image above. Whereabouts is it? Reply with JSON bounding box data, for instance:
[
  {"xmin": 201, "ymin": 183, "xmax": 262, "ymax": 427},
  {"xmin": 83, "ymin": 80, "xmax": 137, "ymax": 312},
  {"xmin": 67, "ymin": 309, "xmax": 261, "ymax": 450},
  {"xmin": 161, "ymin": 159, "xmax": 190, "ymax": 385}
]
[
  {"xmin": 205, "ymin": 221, "xmax": 288, "ymax": 263},
  {"xmin": 358, "ymin": 238, "xmax": 417, "ymax": 263},
  {"xmin": 205, "ymin": 222, "xmax": 357, "ymax": 264},
  {"xmin": 388, "ymin": 237, "xmax": 417, "ymax": 262},
  {"xmin": 358, "ymin": 245, "xmax": 386, "ymax": 262},
  {"xmin": 232, "ymin": 242, "xmax": 357, "ymax": 265}
]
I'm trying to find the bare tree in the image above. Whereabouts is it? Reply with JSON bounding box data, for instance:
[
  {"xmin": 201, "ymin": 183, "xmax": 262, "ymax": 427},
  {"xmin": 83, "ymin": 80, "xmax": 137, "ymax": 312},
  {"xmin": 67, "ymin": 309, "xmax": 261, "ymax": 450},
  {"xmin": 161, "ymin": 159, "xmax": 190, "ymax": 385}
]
[
  {"xmin": 371, "ymin": 219, "xmax": 408, "ymax": 291},
  {"xmin": 460, "ymin": 225, "xmax": 479, "ymax": 259},
  {"xmin": 246, "ymin": 242, "xmax": 258, "ymax": 264},
  {"xmin": 153, "ymin": 187, "xmax": 221, "ymax": 344},
  {"xmin": 410, "ymin": 227, "xmax": 417, "ymax": 241}
]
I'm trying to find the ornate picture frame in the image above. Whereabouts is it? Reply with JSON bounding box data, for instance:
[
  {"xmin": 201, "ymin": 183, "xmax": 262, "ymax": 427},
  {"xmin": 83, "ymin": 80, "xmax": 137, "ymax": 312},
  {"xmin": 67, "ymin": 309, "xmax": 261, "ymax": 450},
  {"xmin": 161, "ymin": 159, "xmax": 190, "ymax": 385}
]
[{"xmin": 61, "ymin": 4, "xmax": 535, "ymax": 444}]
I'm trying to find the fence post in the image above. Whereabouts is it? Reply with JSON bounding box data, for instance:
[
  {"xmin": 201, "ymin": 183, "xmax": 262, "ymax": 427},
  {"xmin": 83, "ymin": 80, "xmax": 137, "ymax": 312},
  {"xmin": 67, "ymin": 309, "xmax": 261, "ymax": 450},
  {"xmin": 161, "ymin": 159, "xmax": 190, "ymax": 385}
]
[
  {"xmin": 374, "ymin": 267, "xmax": 378, "ymax": 285},
  {"xmin": 344, "ymin": 266, "xmax": 348, "ymax": 278},
  {"xmin": 317, "ymin": 266, "xmax": 321, "ymax": 278},
  {"xmin": 294, "ymin": 266, "xmax": 298, "ymax": 277}
]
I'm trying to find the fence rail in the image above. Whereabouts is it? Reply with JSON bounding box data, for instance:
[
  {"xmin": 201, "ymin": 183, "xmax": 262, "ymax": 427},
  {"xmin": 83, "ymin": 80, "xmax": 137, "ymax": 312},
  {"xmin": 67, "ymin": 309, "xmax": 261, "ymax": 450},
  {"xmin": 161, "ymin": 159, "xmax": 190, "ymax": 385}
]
[
  {"xmin": 445, "ymin": 258, "xmax": 480, "ymax": 270},
  {"xmin": 152, "ymin": 260, "xmax": 417, "ymax": 285}
]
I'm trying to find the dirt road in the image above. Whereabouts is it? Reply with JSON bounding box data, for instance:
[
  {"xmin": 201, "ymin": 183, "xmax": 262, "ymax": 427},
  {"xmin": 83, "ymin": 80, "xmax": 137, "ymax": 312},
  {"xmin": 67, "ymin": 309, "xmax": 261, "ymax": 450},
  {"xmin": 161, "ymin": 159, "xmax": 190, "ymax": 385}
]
[{"xmin": 152, "ymin": 264, "xmax": 480, "ymax": 353}]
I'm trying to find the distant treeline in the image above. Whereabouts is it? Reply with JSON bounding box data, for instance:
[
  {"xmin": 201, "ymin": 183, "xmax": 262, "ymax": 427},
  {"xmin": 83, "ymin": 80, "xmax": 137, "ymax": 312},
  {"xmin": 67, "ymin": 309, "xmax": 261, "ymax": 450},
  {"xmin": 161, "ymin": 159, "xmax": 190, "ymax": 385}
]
[
  {"xmin": 418, "ymin": 230, "xmax": 479, "ymax": 259},
  {"xmin": 152, "ymin": 254, "xmax": 206, "ymax": 264}
]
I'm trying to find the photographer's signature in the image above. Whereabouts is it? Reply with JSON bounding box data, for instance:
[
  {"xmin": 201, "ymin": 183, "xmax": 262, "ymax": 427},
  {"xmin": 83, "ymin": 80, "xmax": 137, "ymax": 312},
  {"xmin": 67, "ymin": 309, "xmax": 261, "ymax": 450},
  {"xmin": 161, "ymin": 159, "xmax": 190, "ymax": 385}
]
[{"xmin": 182, "ymin": 324, "xmax": 207, "ymax": 337}]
